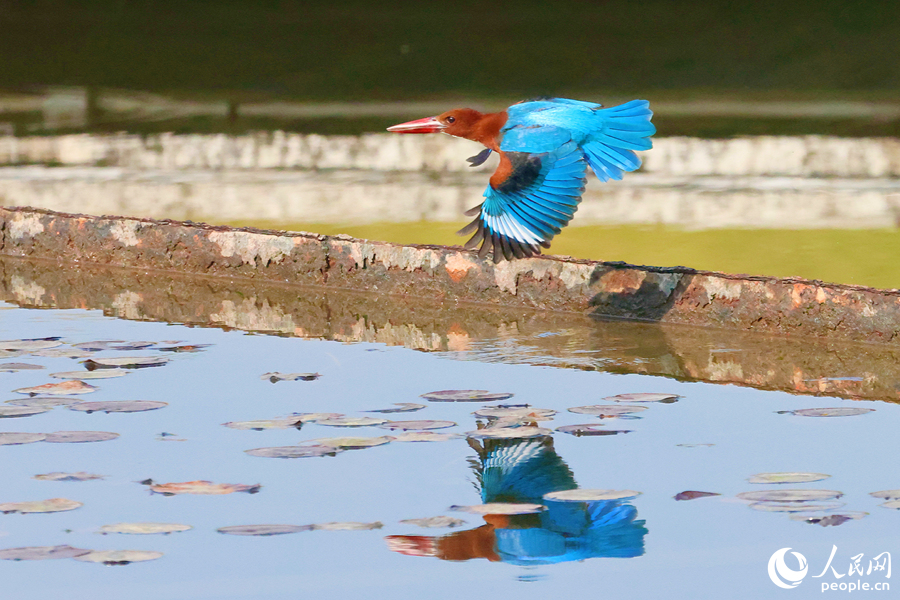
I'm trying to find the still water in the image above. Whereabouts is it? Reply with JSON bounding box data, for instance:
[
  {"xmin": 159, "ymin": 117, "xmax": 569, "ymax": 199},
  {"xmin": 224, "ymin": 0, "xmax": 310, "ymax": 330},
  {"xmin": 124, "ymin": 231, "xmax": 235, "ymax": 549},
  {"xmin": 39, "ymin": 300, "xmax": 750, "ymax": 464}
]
[{"xmin": 0, "ymin": 299, "xmax": 898, "ymax": 600}]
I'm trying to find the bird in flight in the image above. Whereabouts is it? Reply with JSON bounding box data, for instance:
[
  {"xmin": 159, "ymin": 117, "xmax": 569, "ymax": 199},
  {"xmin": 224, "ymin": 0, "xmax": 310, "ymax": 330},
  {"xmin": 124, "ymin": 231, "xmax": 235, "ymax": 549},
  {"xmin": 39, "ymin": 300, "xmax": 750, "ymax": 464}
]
[{"xmin": 388, "ymin": 98, "xmax": 655, "ymax": 262}]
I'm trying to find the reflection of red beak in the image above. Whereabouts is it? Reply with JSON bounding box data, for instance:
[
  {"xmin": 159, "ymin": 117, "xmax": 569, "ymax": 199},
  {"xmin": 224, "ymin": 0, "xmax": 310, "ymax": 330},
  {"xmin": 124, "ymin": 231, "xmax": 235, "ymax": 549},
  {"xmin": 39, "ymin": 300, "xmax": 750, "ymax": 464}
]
[
  {"xmin": 386, "ymin": 116, "xmax": 445, "ymax": 134},
  {"xmin": 385, "ymin": 535, "xmax": 437, "ymax": 557}
]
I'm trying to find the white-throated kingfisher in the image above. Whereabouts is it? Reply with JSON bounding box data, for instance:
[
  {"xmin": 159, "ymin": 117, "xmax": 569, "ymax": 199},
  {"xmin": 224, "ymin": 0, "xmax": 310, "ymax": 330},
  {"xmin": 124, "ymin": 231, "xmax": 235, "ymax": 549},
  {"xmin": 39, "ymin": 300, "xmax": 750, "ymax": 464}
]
[{"xmin": 388, "ymin": 98, "xmax": 655, "ymax": 262}]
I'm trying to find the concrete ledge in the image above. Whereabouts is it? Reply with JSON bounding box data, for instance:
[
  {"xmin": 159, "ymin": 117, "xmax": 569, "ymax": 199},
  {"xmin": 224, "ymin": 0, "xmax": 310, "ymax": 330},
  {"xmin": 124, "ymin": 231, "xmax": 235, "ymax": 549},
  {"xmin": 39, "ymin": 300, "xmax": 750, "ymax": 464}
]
[{"xmin": 3, "ymin": 206, "xmax": 900, "ymax": 346}]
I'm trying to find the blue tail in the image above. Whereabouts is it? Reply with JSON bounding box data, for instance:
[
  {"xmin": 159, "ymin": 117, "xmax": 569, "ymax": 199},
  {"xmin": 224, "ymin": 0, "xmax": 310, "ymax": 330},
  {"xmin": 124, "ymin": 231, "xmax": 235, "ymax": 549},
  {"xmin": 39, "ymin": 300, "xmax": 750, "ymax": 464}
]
[{"xmin": 583, "ymin": 100, "xmax": 655, "ymax": 182}]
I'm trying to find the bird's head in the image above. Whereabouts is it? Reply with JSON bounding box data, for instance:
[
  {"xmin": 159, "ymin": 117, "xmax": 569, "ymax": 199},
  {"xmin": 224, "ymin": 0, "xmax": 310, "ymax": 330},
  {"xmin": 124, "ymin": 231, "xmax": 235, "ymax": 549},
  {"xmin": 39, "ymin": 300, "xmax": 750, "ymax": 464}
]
[{"xmin": 387, "ymin": 108, "xmax": 484, "ymax": 139}]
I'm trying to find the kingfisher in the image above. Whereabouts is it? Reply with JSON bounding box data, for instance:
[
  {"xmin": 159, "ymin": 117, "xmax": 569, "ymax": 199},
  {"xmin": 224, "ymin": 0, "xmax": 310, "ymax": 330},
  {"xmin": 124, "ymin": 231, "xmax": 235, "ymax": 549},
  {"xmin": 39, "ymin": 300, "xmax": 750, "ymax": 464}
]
[{"xmin": 387, "ymin": 98, "xmax": 655, "ymax": 262}]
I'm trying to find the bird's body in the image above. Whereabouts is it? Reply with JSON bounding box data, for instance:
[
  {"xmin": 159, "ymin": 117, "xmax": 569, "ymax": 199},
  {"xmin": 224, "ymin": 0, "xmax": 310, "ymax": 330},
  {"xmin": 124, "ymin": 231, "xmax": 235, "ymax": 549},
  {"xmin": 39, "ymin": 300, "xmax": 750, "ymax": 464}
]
[{"xmin": 388, "ymin": 97, "xmax": 655, "ymax": 261}]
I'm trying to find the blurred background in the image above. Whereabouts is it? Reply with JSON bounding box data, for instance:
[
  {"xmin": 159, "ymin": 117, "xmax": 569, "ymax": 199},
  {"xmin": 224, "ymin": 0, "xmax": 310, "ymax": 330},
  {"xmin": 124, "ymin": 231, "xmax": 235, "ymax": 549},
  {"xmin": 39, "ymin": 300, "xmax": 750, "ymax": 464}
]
[{"xmin": 2, "ymin": 0, "xmax": 900, "ymax": 285}]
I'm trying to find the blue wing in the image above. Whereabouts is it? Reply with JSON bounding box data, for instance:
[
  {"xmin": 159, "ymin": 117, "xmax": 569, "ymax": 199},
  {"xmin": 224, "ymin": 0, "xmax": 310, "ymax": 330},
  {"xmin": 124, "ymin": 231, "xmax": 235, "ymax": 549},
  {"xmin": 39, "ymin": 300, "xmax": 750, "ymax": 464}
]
[
  {"xmin": 501, "ymin": 98, "xmax": 655, "ymax": 182},
  {"xmin": 457, "ymin": 141, "xmax": 587, "ymax": 262}
]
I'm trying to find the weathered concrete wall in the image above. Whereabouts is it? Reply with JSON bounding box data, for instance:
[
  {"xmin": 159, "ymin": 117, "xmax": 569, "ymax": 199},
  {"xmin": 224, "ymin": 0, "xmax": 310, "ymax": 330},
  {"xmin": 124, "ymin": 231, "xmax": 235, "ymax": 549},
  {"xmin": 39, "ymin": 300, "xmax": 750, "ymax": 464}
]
[
  {"xmin": 3, "ymin": 207, "xmax": 900, "ymax": 348},
  {"xmin": 3, "ymin": 133, "xmax": 900, "ymax": 177}
]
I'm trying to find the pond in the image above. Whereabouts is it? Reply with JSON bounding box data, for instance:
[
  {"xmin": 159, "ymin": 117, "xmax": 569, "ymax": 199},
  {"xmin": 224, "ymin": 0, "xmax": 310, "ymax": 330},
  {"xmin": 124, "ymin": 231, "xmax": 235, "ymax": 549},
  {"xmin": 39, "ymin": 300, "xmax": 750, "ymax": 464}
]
[{"xmin": 0, "ymin": 263, "xmax": 897, "ymax": 599}]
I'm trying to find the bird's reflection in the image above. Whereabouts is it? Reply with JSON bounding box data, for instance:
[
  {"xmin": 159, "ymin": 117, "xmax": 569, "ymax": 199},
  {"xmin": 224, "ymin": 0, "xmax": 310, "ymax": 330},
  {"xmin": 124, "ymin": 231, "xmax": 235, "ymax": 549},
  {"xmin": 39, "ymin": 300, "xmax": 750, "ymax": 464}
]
[{"xmin": 387, "ymin": 432, "xmax": 647, "ymax": 564}]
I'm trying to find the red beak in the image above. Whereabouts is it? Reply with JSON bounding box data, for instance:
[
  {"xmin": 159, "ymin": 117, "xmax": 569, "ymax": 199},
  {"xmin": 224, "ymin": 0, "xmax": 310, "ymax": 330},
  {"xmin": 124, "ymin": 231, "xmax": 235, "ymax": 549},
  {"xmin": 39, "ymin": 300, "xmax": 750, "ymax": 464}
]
[{"xmin": 387, "ymin": 116, "xmax": 445, "ymax": 134}]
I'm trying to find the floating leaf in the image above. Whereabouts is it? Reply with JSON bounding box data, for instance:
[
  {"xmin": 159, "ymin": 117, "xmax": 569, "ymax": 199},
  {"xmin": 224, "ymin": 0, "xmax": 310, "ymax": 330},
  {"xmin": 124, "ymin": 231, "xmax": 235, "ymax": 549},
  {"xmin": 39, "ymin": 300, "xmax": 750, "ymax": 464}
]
[
  {"xmin": 474, "ymin": 407, "xmax": 556, "ymax": 419},
  {"xmin": 223, "ymin": 418, "xmax": 303, "ymax": 431},
  {"xmin": 147, "ymin": 480, "xmax": 260, "ymax": 496},
  {"xmin": 13, "ymin": 380, "xmax": 97, "ymax": 395},
  {"xmin": 869, "ymin": 490, "xmax": 900, "ymax": 500},
  {"xmin": 0, "ymin": 406, "xmax": 49, "ymax": 418},
  {"xmin": 72, "ymin": 341, "xmax": 125, "ymax": 351},
  {"xmin": 421, "ymin": 390, "xmax": 514, "ymax": 402},
  {"xmin": 44, "ymin": 431, "xmax": 120, "ymax": 443},
  {"xmin": 34, "ymin": 472, "xmax": 104, "ymax": 482},
  {"xmin": 675, "ymin": 491, "xmax": 721, "ymax": 501},
  {"xmin": 789, "ymin": 512, "xmax": 867, "ymax": 526},
  {"xmin": 568, "ymin": 405, "xmax": 649, "ymax": 417},
  {"xmin": 0, "ymin": 498, "xmax": 82, "ymax": 514},
  {"xmin": 0, "ymin": 350, "xmax": 24, "ymax": 359},
  {"xmin": 261, "ymin": 372, "xmax": 320, "ymax": 383},
  {"xmin": 788, "ymin": 407, "xmax": 875, "ymax": 417},
  {"xmin": 392, "ymin": 432, "xmax": 462, "ymax": 443},
  {"xmin": 70, "ymin": 401, "xmax": 167, "ymax": 414},
  {"xmin": 316, "ymin": 417, "xmax": 387, "ymax": 427},
  {"xmin": 749, "ymin": 502, "xmax": 845, "ymax": 513},
  {"xmin": 0, "ymin": 339, "xmax": 62, "ymax": 351},
  {"xmin": 310, "ymin": 436, "xmax": 394, "ymax": 449},
  {"xmin": 880, "ymin": 500, "xmax": 900, "ymax": 509},
  {"xmin": 466, "ymin": 426, "xmax": 551, "ymax": 439},
  {"xmin": 544, "ymin": 489, "xmax": 641, "ymax": 502},
  {"xmin": 157, "ymin": 344, "xmax": 211, "ymax": 353},
  {"xmin": 737, "ymin": 489, "xmax": 843, "ymax": 502},
  {"xmin": 310, "ymin": 522, "xmax": 383, "ymax": 531},
  {"xmin": 217, "ymin": 524, "xmax": 311, "ymax": 536},
  {"xmin": 99, "ymin": 523, "xmax": 191, "ymax": 535},
  {"xmin": 0, "ymin": 545, "xmax": 90, "ymax": 560},
  {"xmin": 33, "ymin": 349, "xmax": 94, "ymax": 358},
  {"xmin": 291, "ymin": 413, "xmax": 344, "ymax": 423},
  {"xmin": 50, "ymin": 370, "xmax": 128, "ymax": 380},
  {"xmin": 603, "ymin": 393, "xmax": 679, "ymax": 403},
  {"xmin": 399, "ymin": 516, "xmax": 466, "ymax": 528},
  {"xmin": 366, "ymin": 403, "xmax": 427, "ymax": 413},
  {"xmin": 749, "ymin": 472, "xmax": 831, "ymax": 484},
  {"xmin": 556, "ymin": 424, "xmax": 632, "ymax": 437},
  {"xmin": 245, "ymin": 445, "xmax": 341, "ymax": 459},
  {"xmin": 450, "ymin": 503, "xmax": 545, "ymax": 515},
  {"xmin": 110, "ymin": 342, "xmax": 156, "ymax": 351},
  {"xmin": 83, "ymin": 357, "xmax": 168, "ymax": 369},
  {"xmin": 5, "ymin": 396, "xmax": 83, "ymax": 408},
  {"xmin": 380, "ymin": 420, "xmax": 456, "ymax": 431},
  {"xmin": 0, "ymin": 432, "xmax": 46, "ymax": 445},
  {"xmin": 0, "ymin": 363, "xmax": 44, "ymax": 373},
  {"xmin": 73, "ymin": 550, "xmax": 163, "ymax": 565}
]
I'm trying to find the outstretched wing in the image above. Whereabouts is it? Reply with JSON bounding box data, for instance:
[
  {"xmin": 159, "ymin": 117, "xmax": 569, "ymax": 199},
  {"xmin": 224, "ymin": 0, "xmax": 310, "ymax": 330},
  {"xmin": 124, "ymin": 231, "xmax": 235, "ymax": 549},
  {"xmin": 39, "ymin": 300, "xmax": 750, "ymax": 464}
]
[{"xmin": 457, "ymin": 141, "xmax": 587, "ymax": 262}]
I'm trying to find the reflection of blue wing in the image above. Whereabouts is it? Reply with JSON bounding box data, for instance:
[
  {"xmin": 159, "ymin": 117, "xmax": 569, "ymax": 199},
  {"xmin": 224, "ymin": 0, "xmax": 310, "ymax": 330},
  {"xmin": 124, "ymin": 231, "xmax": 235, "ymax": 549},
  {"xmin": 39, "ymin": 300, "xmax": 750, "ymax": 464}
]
[
  {"xmin": 457, "ymin": 141, "xmax": 587, "ymax": 262},
  {"xmin": 480, "ymin": 439, "xmax": 577, "ymax": 504}
]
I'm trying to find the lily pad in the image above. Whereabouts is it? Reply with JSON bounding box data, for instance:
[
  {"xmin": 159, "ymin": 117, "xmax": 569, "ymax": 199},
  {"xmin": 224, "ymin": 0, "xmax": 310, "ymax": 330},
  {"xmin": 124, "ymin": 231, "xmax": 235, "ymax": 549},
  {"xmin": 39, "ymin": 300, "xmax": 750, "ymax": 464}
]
[
  {"xmin": 70, "ymin": 401, "xmax": 168, "ymax": 413},
  {"xmin": 392, "ymin": 432, "xmax": 462, "ymax": 442},
  {"xmin": 13, "ymin": 380, "xmax": 97, "ymax": 395},
  {"xmin": 316, "ymin": 417, "xmax": 387, "ymax": 427},
  {"xmin": 399, "ymin": 516, "xmax": 466, "ymax": 528},
  {"xmin": 310, "ymin": 521, "xmax": 383, "ymax": 531},
  {"xmin": 5, "ymin": 396, "xmax": 83, "ymax": 408},
  {"xmin": 544, "ymin": 489, "xmax": 641, "ymax": 502},
  {"xmin": 0, "ymin": 498, "xmax": 83, "ymax": 514},
  {"xmin": 33, "ymin": 472, "xmax": 104, "ymax": 482},
  {"xmin": 788, "ymin": 407, "xmax": 875, "ymax": 417},
  {"xmin": 99, "ymin": 523, "xmax": 192, "ymax": 535},
  {"xmin": 73, "ymin": 340, "xmax": 125, "ymax": 351},
  {"xmin": 0, "ymin": 350, "xmax": 24, "ymax": 359},
  {"xmin": 869, "ymin": 490, "xmax": 900, "ymax": 500},
  {"xmin": 675, "ymin": 490, "xmax": 721, "ymax": 501},
  {"xmin": 217, "ymin": 524, "xmax": 311, "ymax": 536},
  {"xmin": 749, "ymin": 472, "xmax": 831, "ymax": 484},
  {"xmin": 0, "ymin": 545, "xmax": 90, "ymax": 560},
  {"xmin": 32, "ymin": 349, "xmax": 94, "ymax": 358},
  {"xmin": 366, "ymin": 403, "xmax": 426, "ymax": 413},
  {"xmin": 880, "ymin": 500, "xmax": 900, "ymax": 509},
  {"xmin": 262, "ymin": 372, "xmax": 320, "ymax": 382},
  {"xmin": 556, "ymin": 424, "xmax": 632, "ymax": 436},
  {"xmin": 157, "ymin": 344, "xmax": 211, "ymax": 353},
  {"xmin": 0, "ymin": 433, "xmax": 46, "ymax": 445},
  {"xmin": 44, "ymin": 431, "xmax": 120, "ymax": 443},
  {"xmin": 380, "ymin": 420, "xmax": 456, "ymax": 431},
  {"xmin": 749, "ymin": 501, "xmax": 845, "ymax": 513},
  {"xmin": 451, "ymin": 503, "xmax": 545, "ymax": 515},
  {"xmin": 0, "ymin": 339, "xmax": 62, "ymax": 351},
  {"xmin": 83, "ymin": 356, "xmax": 168, "ymax": 369},
  {"xmin": 50, "ymin": 370, "xmax": 128, "ymax": 380},
  {"xmin": 466, "ymin": 426, "xmax": 552, "ymax": 439},
  {"xmin": 245, "ymin": 445, "xmax": 342, "ymax": 458},
  {"xmin": 147, "ymin": 480, "xmax": 261, "ymax": 495},
  {"xmin": 291, "ymin": 412, "xmax": 344, "ymax": 423},
  {"xmin": 421, "ymin": 390, "xmax": 514, "ymax": 402},
  {"xmin": 310, "ymin": 436, "xmax": 394, "ymax": 449},
  {"xmin": 223, "ymin": 418, "xmax": 304, "ymax": 431},
  {"xmin": 789, "ymin": 512, "xmax": 867, "ymax": 526},
  {"xmin": 109, "ymin": 342, "xmax": 156, "ymax": 351},
  {"xmin": 474, "ymin": 407, "xmax": 556, "ymax": 419},
  {"xmin": 73, "ymin": 550, "xmax": 163, "ymax": 565},
  {"xmin": 0, "ymin": 363, "xmax": 44, "ymax": 373},
  {"xmin": 568, "ymin": 405, "xmax": 649, "ymax": 417},
  {"xmin": 603, "ymin": 393, "xmax": 679, "ymax": 403},
  {"xmin": 737, "ymin": 489, "xmax": 843, "ymax": 502},
  {"xmin": 0, "ymin": 406, "xmax": 49, "ymax": 418}
]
